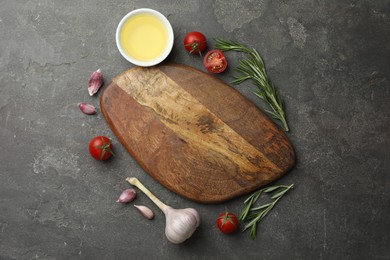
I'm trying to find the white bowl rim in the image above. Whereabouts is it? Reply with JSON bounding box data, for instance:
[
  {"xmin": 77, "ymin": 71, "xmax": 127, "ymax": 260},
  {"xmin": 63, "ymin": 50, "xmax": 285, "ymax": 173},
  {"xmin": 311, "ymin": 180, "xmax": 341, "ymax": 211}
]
[{"xmin": 115, "ymin": 8, "xmax": 174, "ymax": 67}]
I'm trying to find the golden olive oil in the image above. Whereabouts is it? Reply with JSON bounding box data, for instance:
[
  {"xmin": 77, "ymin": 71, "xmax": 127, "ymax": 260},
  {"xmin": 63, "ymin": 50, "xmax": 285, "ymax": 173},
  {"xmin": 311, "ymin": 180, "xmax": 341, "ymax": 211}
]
[{"xmin": 120, "ymin": 14, "xmax": 168, "ymax": 62}]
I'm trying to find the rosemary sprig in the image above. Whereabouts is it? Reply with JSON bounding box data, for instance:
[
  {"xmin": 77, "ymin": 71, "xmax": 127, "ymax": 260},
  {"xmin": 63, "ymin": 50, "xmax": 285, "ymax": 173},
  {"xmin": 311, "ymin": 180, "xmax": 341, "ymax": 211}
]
[
  {"xmin": 215, "ymin": 38, "xmax": 289, "ymax": 131},
  {"xmin": 239, "ymin": 184, "xmax": 294, "ymax": 239}
]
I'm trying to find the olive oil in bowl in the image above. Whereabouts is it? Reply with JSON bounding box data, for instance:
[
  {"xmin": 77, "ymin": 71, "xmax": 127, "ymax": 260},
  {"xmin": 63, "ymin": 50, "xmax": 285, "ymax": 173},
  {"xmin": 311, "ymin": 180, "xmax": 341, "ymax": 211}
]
[{"xmin": 116, "ymin": 9, "xmax": 174, "ymax": 67}]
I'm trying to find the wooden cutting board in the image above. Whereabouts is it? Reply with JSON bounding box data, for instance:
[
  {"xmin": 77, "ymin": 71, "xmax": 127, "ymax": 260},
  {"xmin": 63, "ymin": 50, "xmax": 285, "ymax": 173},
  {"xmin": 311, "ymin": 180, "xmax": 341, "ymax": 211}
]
[{"xmin": 100, "ymin": 63, "xmax": 295, "ymax": 203}]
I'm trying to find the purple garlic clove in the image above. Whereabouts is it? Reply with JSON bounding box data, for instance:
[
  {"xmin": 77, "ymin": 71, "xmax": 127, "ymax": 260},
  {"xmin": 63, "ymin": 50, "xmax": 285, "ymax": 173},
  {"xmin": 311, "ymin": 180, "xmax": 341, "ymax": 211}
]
[
  {"xmin": 117, "ymin": 188, "xmax": 137, "ymax": 203},
  {"xmin": 88, "ymin": 69, "xmax": 104, "ymax": 96},
  {"xmin": 78, "ymin": 103, "xmax": 97, "ymax": 115}
]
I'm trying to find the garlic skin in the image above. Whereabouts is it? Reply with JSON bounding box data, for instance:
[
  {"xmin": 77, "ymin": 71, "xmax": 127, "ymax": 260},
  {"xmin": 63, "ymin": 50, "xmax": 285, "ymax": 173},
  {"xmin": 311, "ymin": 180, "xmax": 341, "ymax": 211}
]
[
  {"xmin": 88, "ymin": 69, "xmax": 103, "ymax": 96},
  {"xmin": 116, "ymin": 188, "xmax": 137, "ymax": 203},
  {"xmin": 134, "ymin": 205, "xmax": 154, "ymax": 220},
  {"xmin": 164, "ymin": 207, "xmax": 200, "ymax": 244}
]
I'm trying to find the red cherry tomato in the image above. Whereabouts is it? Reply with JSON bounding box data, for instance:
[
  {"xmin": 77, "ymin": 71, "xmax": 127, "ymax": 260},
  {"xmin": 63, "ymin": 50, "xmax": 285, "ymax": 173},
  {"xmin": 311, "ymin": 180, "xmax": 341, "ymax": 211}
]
[
  {"xmin": 203, "ymin": 49, "xmax": 227, "ymax": 74},
  {"xmin": 184, "ymin": 31, "xmax": 207, "ymax": 55},
  {"xmin": 89, "ymin": 136, "xmax": 114, "ymax": 161},
  {"xmin": 217, "ymin": 212, "xmax": 239, "ymax": 234}
]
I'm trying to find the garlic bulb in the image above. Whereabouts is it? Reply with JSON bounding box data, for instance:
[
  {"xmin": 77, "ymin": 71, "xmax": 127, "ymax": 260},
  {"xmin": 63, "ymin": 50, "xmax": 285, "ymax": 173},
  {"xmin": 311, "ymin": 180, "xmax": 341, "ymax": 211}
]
[
  {"xmin": 127, "ymin": 177, "xmax": 200, "ymax": 244},
  {"xmin": 163, "ymin": 207, "xmax": 200, "ymax": 244}
]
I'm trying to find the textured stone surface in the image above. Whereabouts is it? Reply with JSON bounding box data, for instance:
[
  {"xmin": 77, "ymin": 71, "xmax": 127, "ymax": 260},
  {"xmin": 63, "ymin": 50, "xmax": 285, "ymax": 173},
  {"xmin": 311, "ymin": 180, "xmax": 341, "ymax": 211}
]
[{"xmin": 0, "ymin": 0, "xmax": 389, "ymax": 259}]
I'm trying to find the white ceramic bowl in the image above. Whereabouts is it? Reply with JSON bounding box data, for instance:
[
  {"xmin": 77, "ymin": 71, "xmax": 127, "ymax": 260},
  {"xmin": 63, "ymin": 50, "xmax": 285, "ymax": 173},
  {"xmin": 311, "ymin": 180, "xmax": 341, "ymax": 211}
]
[{"xmin": 116, "ymin": 8, "xmax": 174, "ymax": 67}]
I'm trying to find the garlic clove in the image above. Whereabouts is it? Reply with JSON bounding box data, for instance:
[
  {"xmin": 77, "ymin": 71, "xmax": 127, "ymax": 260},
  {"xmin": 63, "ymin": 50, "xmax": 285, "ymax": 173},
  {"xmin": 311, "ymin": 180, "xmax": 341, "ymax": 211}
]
[
  {"xmin": 182, "ymin": 208, "xmax": 201, "ymax": 228},
  {"xmin": 134, "ymin": 205, "xmax": 154, "ymax": 220},
  {"xmin": 78, "ymin": 102, "xmax": 97, "ymax": 115},
  {"xmin": 116, "ymin": 188, "xmax": 137, "ymax": 203},
  {"xmin": 88, "ymin": 69, "xmax": 104, "ymax": 96}
]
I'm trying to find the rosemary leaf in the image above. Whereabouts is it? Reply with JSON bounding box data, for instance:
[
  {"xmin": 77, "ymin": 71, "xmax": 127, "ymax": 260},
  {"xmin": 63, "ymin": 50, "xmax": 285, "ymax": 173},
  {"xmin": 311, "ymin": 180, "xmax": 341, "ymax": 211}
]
[
  {"xmin": 254, "ymin": 91, "xmax": 266, "ymax": 100},
  {"xmin": 250, "ymin": 222, "xmax": 257, "ymax": 240},
  {"xmin": 263, "ymin": 186, "xmax": 281, "ymax": 193},
  {"xmin": 250, "ymin": 202, "xmax": 272, "ymax": 211},
  {"xmin": 271, "ymin": 189, "xmax": 289, "ymax": 199},
  {"xmin": 244, "ymin": 213, "xmax": 262, "ymax": 220},
  {"xmin": 215, "ymin": 38, "xmax": 289, "ymax": 131},
  {"xmin": 232, "ymin": 76, "xmax": 251, "ymax": 85}
]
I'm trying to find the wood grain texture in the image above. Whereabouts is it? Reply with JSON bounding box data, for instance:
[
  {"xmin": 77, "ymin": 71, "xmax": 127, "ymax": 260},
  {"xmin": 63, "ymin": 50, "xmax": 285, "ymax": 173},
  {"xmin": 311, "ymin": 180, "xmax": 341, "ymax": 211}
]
[{"xmin": 100, "ymin": 63, "xmax": 295, "ymax": 203}]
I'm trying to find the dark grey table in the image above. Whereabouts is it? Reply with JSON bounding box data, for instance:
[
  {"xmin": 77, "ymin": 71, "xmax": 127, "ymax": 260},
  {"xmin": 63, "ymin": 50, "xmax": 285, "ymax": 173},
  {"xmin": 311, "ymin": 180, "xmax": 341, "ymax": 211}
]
[{"xmin": 1, "ymin": 1, "xmax": 389, "ymax": 259}]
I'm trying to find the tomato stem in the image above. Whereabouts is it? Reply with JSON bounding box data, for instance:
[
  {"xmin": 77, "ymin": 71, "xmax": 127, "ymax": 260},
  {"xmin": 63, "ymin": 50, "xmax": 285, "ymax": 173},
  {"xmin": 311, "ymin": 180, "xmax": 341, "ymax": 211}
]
[
  {"xmin": 185, "ymin": 40, "xmax": 206, "ymax": 56},
  {"xmin": 96, "ymin": 137, "xmax": 114, "ymax": 160}
]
